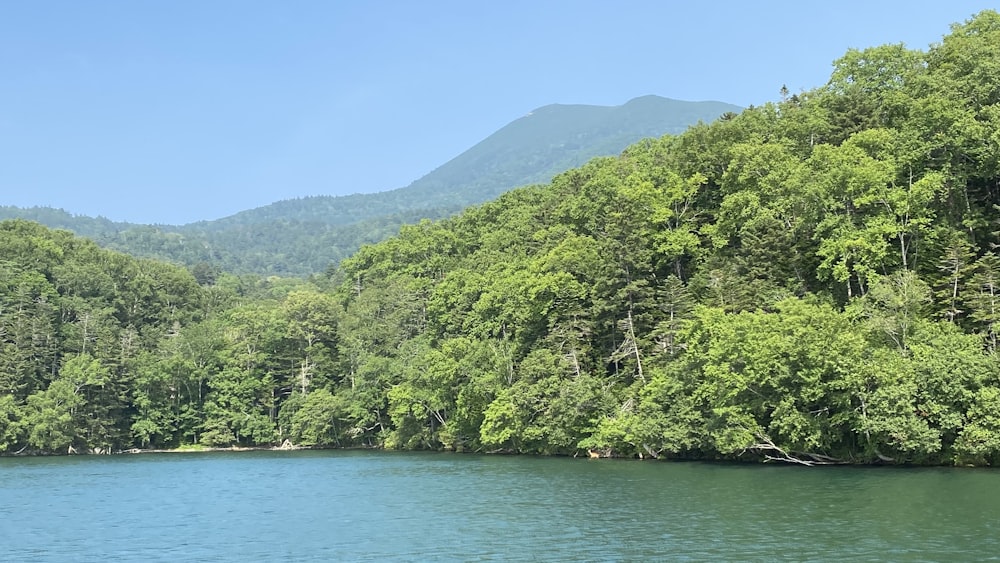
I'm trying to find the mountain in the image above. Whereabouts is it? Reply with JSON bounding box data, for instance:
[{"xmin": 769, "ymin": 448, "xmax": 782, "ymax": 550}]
[
  {"xmin": 399, "ymin": 95, "xmax": 741, "ymax": 205},
  {"xmin": 196, "ymin": 95, "xmax": 741, "ymax": 231},
  {"xmin": 0, "ymin": 96, "xmax": 741, "ymax": 275},
  {"xmin": 5, "ymin": 10, "xmax": 1000, "ymax": 462}
]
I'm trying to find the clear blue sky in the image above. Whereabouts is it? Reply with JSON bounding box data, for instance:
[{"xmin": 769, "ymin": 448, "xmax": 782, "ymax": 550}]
[{"xmin": 0, "ymin": 1, "xmax": 992, "ymax": 224}]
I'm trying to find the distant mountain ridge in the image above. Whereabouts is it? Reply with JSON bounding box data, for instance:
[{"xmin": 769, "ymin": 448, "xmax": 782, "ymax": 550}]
[
  {"xmin": 398, "ymin": 95, "xmax": 741, "ymax": 203},
  {"xmin": 0, "ymin": 95, "xmax": 741, "ymax": 275},
  {"xmin": 199, "ymin": 96, "xmax": 740, "ymax": 231}
]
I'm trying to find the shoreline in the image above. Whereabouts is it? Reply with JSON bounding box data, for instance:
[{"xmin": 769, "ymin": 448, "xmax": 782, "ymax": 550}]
[
  {"xmin": 1, "ymin": 442, "xmax": 316, "ymax": 457},
  {"xmin": 0, "ymin": 445, "xmax": 990, "ymax": 467},
  {"xmin": 122, "ymin": 444, "xmax": 310, "ymax": 454}
]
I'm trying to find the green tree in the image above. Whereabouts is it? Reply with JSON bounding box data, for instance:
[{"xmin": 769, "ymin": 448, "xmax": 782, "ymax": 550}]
[
  {"xmin": 967, "ymin": 253, "xmax": 1000, "ymax": 350},
  {"xmin": 23, "ymin": 379, "xmax": 84, "ymax": 453},
  {"xmin": 851, "ymin": 270, "xmax": 932, "ymax": 355},
  {"xmin": 0, "ymin": 394, "xmax": 22, "ymax": 451},
  {"xmin": 287, "ymin": 388, "xmax": 349, "ymax": 447}
]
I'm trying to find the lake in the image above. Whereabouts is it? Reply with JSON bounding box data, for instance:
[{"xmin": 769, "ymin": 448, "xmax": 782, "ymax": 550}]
[{"xmin": 2, "ymin": 450, "xmax": 999, "ymax": 561}]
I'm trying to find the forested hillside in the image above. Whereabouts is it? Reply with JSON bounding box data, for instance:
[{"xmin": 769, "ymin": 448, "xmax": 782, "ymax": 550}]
[
  {"xmin": 0, "ymin": 219, "xmax": 322, "ymax": 452},
  {"xmin": 3, "ymin": 11, "xmax": 1000, "ymax": 465},
  {"xmin": 0, "ymin": 96, "xmax": 739, "ymax": 276}
]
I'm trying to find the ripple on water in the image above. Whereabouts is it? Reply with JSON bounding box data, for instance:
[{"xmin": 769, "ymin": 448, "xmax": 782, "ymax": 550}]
[{"xmin": 2, "ymin": 452, "xmax": 1000, "ymax": 561}]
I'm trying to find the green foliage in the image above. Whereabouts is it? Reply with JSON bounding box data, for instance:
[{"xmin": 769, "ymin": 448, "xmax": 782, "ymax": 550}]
[
  {"xmin": 0, "ymin": 394, "xmax": 22, "ymax": 451},
  {"xmin": 23, "ymin": 379, "xmax": 83, "ymax": 452},
  {"xmin": 954, "ymin": 385, "xmax": 1000, "ymax": 464},
  {"xmin": 319, "ymin": 10, "xmax": 1000, "ymax": 464},
  {"xmin": 0, "ymin": 97, "xmax": 739, "ymax": 277},
  {"xmin": 5, "ymin": 12, "xmax": 1000, "ymax": 465},
  {"xmin": 283, "ymin": 389, "xmax": 342, "ymax": 446}
]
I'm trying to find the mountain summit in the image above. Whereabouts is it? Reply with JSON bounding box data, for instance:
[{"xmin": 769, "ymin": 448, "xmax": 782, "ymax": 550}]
[
  {"xmin": 397, "ymin": 95, "xmax": 741, "ymax": 207},
  {"xmin": 1, "ymin": 96, "xmax": 741, "ymax": 275}
]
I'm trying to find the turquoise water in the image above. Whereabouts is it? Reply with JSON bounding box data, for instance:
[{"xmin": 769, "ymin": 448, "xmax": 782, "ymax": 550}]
[{"xmin": 2, "ymin": 451, "xmax": 999, "ymax": 561}]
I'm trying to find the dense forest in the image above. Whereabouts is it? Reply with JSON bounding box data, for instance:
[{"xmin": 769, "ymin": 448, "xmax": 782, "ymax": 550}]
[
  {"xmin": 0, "ymin": 97, "xmax": 739, "ymax": 276},
  {"xmin": 3, "ymin": 11, "xmax": 1000, "ymax": 465}
]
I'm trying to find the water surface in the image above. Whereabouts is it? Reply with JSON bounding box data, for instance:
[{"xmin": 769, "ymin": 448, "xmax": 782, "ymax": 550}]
[{"xmin": 2, "ymin": 451, "xmax": 998, "ymax": 561}]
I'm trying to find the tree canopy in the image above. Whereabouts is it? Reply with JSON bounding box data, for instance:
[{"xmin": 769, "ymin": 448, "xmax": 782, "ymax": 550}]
[{"xmin": 3, "ymin": 11, "xmax": 1000, "ymax": 465}]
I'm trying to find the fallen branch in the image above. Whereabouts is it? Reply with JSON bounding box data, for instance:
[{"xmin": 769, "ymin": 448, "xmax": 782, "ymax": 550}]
[
  {"xmin": 748, "ymin": 432, "xmax": 846, "ymax": 466},
  {"xmin": 873, "ymin": 448, "xmax": 895, "ymax": 463}
]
